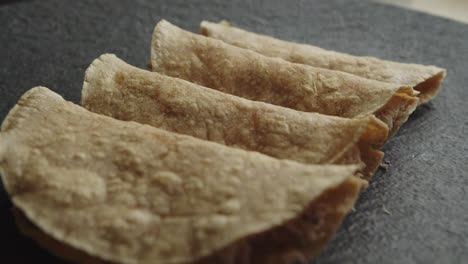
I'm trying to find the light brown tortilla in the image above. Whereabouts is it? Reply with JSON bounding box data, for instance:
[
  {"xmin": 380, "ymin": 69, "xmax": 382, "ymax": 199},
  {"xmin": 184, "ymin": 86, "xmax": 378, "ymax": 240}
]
[
  {"xmin": 200, "ymin": 20, "xmax": 446, "ymax": 104},
  {"xmin": 14, "ymin": 174, "xmax": 361, "ymax": 264},
  {"xmin": 151, "ymin": 20, "xmax": 419, "ymax": 139},
  {"xmin": 82, "ymin": 54, "xmax": 387, "ymax": 179},
  {"xmin": 0, "ymin": 87, "xmax": 362, "ymax": 264}
]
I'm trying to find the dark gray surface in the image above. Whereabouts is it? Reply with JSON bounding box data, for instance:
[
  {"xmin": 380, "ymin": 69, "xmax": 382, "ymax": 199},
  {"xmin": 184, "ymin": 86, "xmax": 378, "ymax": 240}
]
[{"xmin": 0, "ymin": 0, "xmax": 467, "ymax": 263}]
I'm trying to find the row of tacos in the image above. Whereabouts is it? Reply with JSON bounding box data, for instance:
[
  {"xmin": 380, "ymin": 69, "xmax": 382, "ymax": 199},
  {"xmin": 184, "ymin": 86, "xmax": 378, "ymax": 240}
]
[{"xmin": 0, "ymin": 19, "xmax": 444, "ymax": 264}]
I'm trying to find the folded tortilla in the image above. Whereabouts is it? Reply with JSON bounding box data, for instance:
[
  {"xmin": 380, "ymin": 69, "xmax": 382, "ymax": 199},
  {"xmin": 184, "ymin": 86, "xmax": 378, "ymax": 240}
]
[
  {"xmin": 200, "ymin": 21, "xmax": 446, "ymax": 104},
  {"xmin": 83, "ymin": 54, "xmax": 387, "ymax": 179},
  {"xmin": 151, "ymin": 20, "xmax": 419, "ymax": 139},
  {"xmin": 0, "ymin": 87, "xmax": 362, "ymax": 264}
]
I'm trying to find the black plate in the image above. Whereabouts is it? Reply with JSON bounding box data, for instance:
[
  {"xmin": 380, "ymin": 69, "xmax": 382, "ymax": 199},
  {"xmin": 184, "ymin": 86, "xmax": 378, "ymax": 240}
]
[{"xmin": 1, "ymin": 0, "xmax": 467, "ymax": 263}]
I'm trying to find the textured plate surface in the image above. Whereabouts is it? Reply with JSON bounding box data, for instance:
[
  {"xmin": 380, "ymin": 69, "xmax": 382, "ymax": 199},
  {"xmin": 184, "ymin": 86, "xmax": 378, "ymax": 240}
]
[{"xmin": 0, "ymin": 0, "xmax": 467, "ymax": 263}]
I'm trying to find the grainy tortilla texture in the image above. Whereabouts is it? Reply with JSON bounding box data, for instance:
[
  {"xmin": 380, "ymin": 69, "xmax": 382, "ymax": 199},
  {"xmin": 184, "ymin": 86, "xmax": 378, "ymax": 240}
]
[
  {"xmin": 0, "ymin": 87, "xmax": 362, "ymax": 264},
  {"xmin": 83, "ymin": 54, "xmax": 388, "ymax": 179},
  {"xmin": 200, "ymin": 21, "xmax": 446, "ymax": 104},
  {"xmin": 151, "ymin": 20, "xmax": 419, "ymax": 138}
]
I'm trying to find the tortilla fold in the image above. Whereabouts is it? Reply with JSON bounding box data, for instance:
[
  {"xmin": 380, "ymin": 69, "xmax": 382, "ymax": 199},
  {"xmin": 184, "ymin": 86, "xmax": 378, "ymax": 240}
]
[
  {"xmin": 200, "ymin": 21, "xmax": 446, "ymax": 104},
  {"xmin": 13, "ymin": 176, "xmax": 361, "ymax": 264},
  {"xmin": 151, "ymin": 20, "xmax": 419, "ymax": 139},
  {"xmin": 0, "ymin": 87, "xmax": 362, "ymax": 264},
  {"xmin": 83, "ymin": 54, "xmax": 387, "ymax": 179}
]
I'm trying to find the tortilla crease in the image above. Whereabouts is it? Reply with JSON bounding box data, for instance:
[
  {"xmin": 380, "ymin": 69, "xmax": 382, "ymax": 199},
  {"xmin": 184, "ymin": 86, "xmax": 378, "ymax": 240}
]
[
  {"xmin": 151, "ymin": 20, "xmax": 418, "ymax": 139},
  {"xmin": 82, "ymin": 54, "xmax": 388, "ymax": 180},
  {"xmin": 200, "ymin": 21, "xmax": 446, "ymax": 105},
  {"xmin": 0, "ymin": 87, "xmax": 362, "ymax": 264}
]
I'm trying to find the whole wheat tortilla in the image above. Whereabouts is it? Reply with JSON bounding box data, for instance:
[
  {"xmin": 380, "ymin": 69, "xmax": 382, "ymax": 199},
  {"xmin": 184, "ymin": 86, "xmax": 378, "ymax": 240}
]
[
  {"xmin": 14, "ymin": 175, "xmax": 361, "ymax": 264},
  {"xmin": 200, "ymin": 20, "xmax": 446, "ymax": 104},
  {"xmin": 151, "ymin": 20, "xmax": 419, "ymax": 138},
  {"xmin": 83, "ymin": 54, "xmax": 387, "ymax": 179},
  {"xmin": 0, "ymin": 87, "xmax": 362, "ymax": 264}
]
